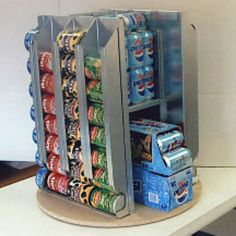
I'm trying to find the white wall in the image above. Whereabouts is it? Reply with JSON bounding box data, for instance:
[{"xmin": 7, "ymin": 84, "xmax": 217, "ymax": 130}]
[
  {"xmin": 1, "ymin": 0, "xmax": 235, "ymax": 166},
  {"xmin": 0, "ymin": 1, "xmax": 60, "ymax": 161}
]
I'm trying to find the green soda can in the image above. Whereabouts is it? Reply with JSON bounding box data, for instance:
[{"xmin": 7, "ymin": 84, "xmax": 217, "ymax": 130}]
[
  {"xmin": 93, "ymin": 168, "xmax": 108, "ymax": 184},
  {"xmin": 88, "ymin": 103, "xmax": 104, "ymax": 126},
  {"xmin": 90, "ymin": 126, "xmax": 106, "ymax": 147},
  {"xmin": 87, "ymin": 80, "xmax": 103, "ymax": 102},
  {"xmin": 91, "ymin": 147, "xmax": 107, "ymax": 169},
  {"xmin": 90, "ymin": 188, "xmax": 125, "ymax": 214},
  {"xmin": 84, "ymin": 57, "xmax": 101, "ymax": 80}
]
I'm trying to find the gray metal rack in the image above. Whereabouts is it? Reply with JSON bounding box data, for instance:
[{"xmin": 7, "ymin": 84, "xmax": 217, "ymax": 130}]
[{"xmin": 31, "ymin": 9, "xmax": 198, "ymax": 218}]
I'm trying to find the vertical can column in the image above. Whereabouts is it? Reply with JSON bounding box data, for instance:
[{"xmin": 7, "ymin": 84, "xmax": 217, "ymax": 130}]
[{"xmin": 24, "ymin": 29, "xmax": 45, "ymax": 167}]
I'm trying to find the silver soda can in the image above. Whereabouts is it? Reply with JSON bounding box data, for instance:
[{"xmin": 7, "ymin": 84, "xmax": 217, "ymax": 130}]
[
  {"xmin": 157, "ymin": 130, "xmax": 184, "ymax": 153},
  {"xmin": 162, "ymin": 147, "xmax": 192, "ymax": 172}
]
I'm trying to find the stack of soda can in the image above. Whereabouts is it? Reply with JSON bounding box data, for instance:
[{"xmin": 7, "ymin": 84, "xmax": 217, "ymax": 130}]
[
  {"xmin": 56, "ymin": 30, "xmax": 85, "ymax": 165},
  {"xmin": 27, "ymin": 25, "xmax": 126, "ymax": 214},
  {"xmin": 84, "ymin": 56, "xmax": 109, "ymax": 186},
  {"xmin": 118, "ymin": 12, "xmax": 155, "ymax": 105},
  {"xmin": 24, "ymin": 29, "xmax": 43, "ymax": 167}
]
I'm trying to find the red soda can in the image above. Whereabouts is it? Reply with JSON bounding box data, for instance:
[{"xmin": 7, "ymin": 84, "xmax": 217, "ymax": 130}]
[
  {"xmin": 46, "ymin": 153, "xmax": 66, "ymax": 175},
  {"xmin": 40, "ymin": 73, "xmax": 55, "ymax": 94},
  {"xmin": 47, "ymin": 172, "xmax": 70, "ymax": 195},
  {"xmin": 44, "ymin": 114, "xmax": 57, "ymax": 134},
  {"xmin": 45, "ymin": 134, "xmax": 60, "ymax": 155},
  {"xmin": 39, "ymin": 52, "xmax": 53, "ymax": 73},
  {"xmin": 42, "ymin": 95, "xmax": 56, "ymax": 115},
  {"xmin": 64, "ymin": 98, "xmax": 79, "ymax": 120}
]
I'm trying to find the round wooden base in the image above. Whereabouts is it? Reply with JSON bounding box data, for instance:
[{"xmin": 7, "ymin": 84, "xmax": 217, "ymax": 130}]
[{"xmin": 37, "ymin": 180, "xmax": 202, "ymax": 228}]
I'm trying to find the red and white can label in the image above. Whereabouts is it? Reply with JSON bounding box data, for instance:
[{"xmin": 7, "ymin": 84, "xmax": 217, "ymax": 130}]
[
  {"xmin": 47, "ymin": 172, "xmax": 70, "ymax": 195},
  {"xmin": 39, "ymin": 52, "xmax": 53, "ymax": 73},
  {"xmin": 45, "ymin": 134, "xmax": 60, "ymax": 155},
  {"xmin": 46, "ymin": 153, "xmax": 65, "ymax": 175},
  {"xmin": 44, "ymin": 114, "xmax": 57, "ymax": 134},
  {"xmin": 42, "ymin": 95, "xmax": 56, "ymax": 115},
  {"xmin": 41, "ymin": 73, "xmax": 55, "ymax": 94}
]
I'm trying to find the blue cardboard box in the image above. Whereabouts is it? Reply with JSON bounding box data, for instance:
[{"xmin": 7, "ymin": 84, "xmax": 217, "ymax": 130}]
[
  {"xmin": 133, "ymin": 164, "xmax": 193, "ymax": 212},
  {"xmin": 130, "ymin": 119, "xmax": 192, "ymax": 176}
]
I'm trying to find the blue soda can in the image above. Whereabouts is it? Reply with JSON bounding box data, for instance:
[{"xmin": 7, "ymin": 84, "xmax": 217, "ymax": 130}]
[
  {"xmin": 35, "ymin": 167, "xmax": 49, "ymax": 189},
  {"xmin": 24, "ymin": 29, "xmax": 38, "ymax": 51},
  {"xmin": 30, "ymin": 105, "xmax": 35, "ymax": 121},
  {"xmin": 127, "ymin": 78, "xmax": 131, "ymax": 105},
  {"xmin": 27, "ymin": 57, "xmax": 31, "ymax": 74},
  {"xmin": 162, "ymin": 147, "xmax": 192, "ymax": 171},
  {"xmin": 119, "ymin": 12, "xmax": 145, "ymax": 31},
  {"xmin": 32, "ymin": 127, "xmax": 38, "ymax": 144},
  {"xmin": 28, "ymin": 81, "xmax": 33, "ymax": 97},
  {"xmin": 138, "ymin": 30, "xmax": 154, "ymax": 65},
  {"xmin": 125, "ymin": 37, "xmax": 129, "ymax": 69},
  {"xmin": 129, "ymin": 68, "xmax": 145, "ymax": 104},
  {"xmin": 126, "ymin": 32, "xmax": 143, "ymax": 68},
  {"xmin": 35, "ymin": 151, "xmax": 44, "ymax": 167},
  {"xmin": 157, "ymin": 130, "xmax": 184, "ymax": 153},
  {"xmin": 143, "ymin": 65, "xmax": 155, "ymax": 99}
]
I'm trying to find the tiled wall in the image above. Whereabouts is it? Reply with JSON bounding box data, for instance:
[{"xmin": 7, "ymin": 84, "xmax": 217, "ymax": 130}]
[{"xmin": 1, "ymin": 0, "xmax": 235, "ymax": 166}]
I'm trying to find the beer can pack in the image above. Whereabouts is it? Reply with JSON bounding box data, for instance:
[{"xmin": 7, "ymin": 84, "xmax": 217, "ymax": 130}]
[
  {"xmin": 61, "ymin": 54, "xmax": 76, "ymax": 75},
  {"xmin": 84, "ymin": 57, "xmax": 101, "ymax": 80},
  {"xmin": 162, "ymin": 147, "xmax": 192, "ymax": 172},
  {"xmin": 24, "ymin": 29, "xmax": 38, "ymax": 51},
  {"xmin": 66, "ymin": 121, "xmax": 80, "ymax": 140},
  {"xmin": 88, "ymin": 103, "xmax": 104, "ymax": 126},
  {"xmin": 27, "ymin": 57, "xmax": 31, "ymax": 74},
  {"xmin": 126, "ymin": 32, "xmax": 143, "ymax": 68},
  {"xmin": 39, "ymin": 52, "xmax": 53, "ymax": 73},
  {"xmin": 44, "ymin": 114, "xmax": 57, "ymax": 134},
  {"xmin": 90, "ymin": 188, "xmax": 125, "ymax": 214},
  {"xmin": 46, "ymin": 153, "xmax": 66, "ymax": 175},
  {"xmin": 129, "ymin": 68, "xmax": 145, "ymax": 104},
  {"xmin": 40, "ymin": 73, "xmax": 55, "ymax": 94},
  {"xmin": 28, "ymin": 81, "xmax": 33, "ymax": 97},
  {"xmin": 56, "ymin": 30, "xmax": 86, "ymax": 54},
  {"xmin": 87, "ymin": 80, "xmax": 103, "ymax": 102},
  {"xmin": 93, "ymin": 168, "xmax": 108, "ymax": 184},
  {"xmin": 138, "ymin": 30, "xmax": 154, "ymax": 66},
  {"xmin": 45, "ymin": 134, "xmax": 60, "ymax": 155},
  {"xmin": 35, "ymin": 151, "xmax": 44, "ymax": 167},
  {"xmin": 47, "ymin": 172, "xmax": 71, "ymax": 195},
  {"xmin": 64, "ymin": 98, "xmax": 79, "ymax": 120},
  {"xmin": 90, "ymin": 126, "xmax": 106, "ymax": 147},
  {"xmin": 32, "ymin": 127, "xmax": 37, "ymax": 144},
  {"xmin": 30, "ymin": 105, "xmax": 35, "ymax": 121},
  {"xmin": 67, "ymin": 139, "xmax": 82, "ymax": 160},
  {"xmin": 143, "ymin": 65, "xmax": 155, "ymax": 99},
  {"xmin": 62, "ymin": 75, "xmax": 78, "ymax": 98},
  {"xmin": 157, "ymin": 130, "xmax": 184, "ymax": 153},
  {"xmin": 118, "ymin": 12, "xmax": 146, "ymax": 31},
  {"xmin": 35, "ymin": 167, "xmax": 49, "ymax": 189},
  {"xmin": 42, "ymin": 94, "xmax": 56, "ymax": 115},
  {"xmin": 91, "ymin": 147, "xmax": 107, "ymax": 169}
]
